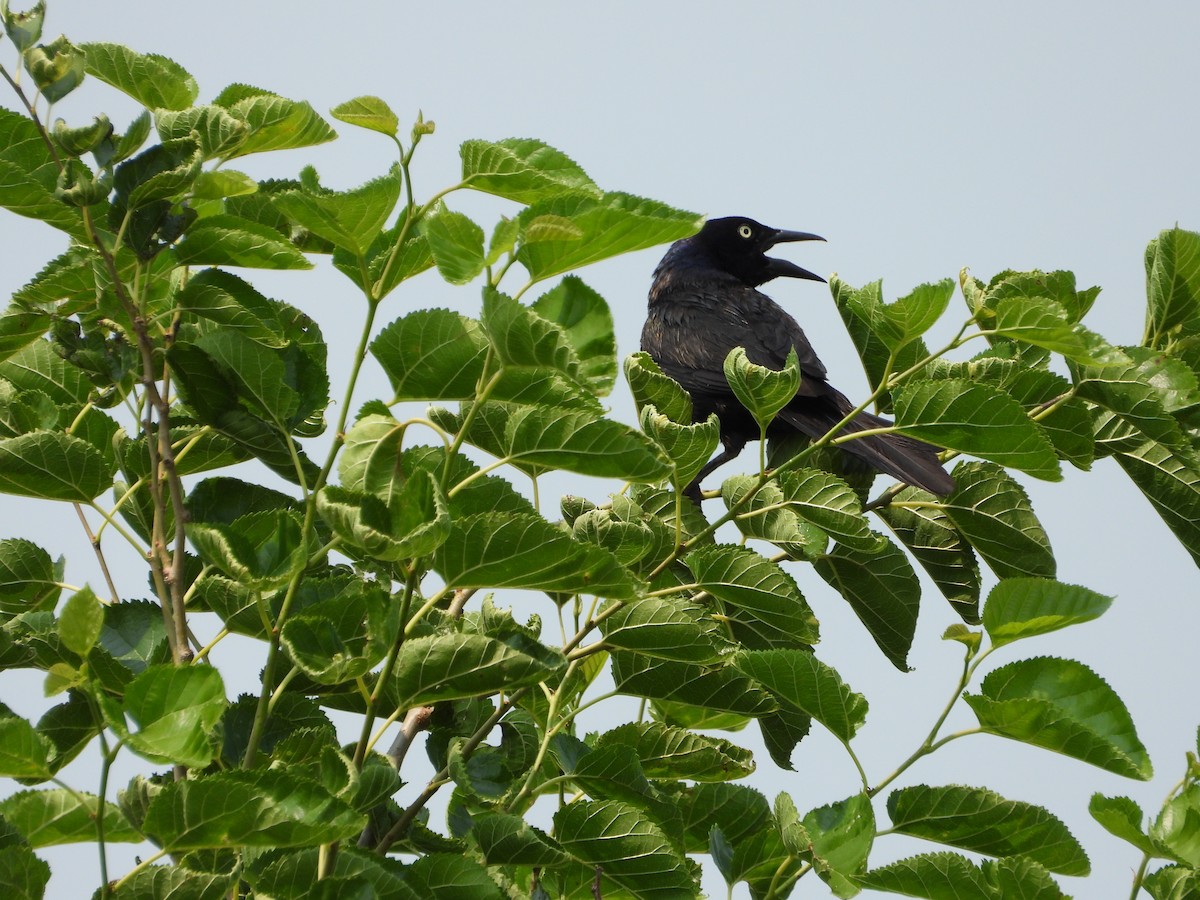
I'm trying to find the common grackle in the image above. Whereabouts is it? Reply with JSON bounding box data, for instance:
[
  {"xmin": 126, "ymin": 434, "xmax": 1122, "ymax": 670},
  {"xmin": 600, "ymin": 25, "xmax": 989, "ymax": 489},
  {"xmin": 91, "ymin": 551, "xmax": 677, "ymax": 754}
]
[{"xmin": 640, "ymin": 216, "xmax": 954, "ymax": 501}]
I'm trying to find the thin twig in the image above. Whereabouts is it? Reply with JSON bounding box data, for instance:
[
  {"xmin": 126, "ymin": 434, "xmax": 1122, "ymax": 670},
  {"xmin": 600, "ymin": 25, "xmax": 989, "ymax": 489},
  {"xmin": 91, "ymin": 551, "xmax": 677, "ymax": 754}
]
[{"xmin": 74, "ymin": 504, "xmax": 120, "ymax": 603}]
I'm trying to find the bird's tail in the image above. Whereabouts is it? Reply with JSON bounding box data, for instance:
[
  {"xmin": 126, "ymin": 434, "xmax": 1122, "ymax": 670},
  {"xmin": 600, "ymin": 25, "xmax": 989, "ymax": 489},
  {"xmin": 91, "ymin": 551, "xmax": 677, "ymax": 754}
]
[{"xmin": 777, "ymin": 400, "xmax": 955, "ymax": 496}]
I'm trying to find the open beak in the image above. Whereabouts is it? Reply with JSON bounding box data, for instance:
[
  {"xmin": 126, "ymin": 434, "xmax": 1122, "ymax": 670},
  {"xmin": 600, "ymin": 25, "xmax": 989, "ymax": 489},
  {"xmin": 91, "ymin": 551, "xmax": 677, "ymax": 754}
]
[{"xmin": 765, "ymin": 228, "xmax": 826, "ymax": 282}]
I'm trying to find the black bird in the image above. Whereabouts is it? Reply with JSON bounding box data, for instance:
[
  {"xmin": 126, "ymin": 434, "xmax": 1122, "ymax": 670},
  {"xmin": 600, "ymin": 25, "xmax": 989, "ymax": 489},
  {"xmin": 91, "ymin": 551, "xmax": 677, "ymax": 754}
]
[{"xmin": 640, "ymin": 216, "xmax": 954, "ymax": 500}]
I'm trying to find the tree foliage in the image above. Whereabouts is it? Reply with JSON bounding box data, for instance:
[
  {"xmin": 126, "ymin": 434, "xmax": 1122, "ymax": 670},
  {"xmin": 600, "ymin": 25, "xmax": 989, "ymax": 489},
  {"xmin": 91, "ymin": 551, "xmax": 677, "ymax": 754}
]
[{"xmin": 1, "ymin": 4, "xmax": 1200, "ymax": 898}]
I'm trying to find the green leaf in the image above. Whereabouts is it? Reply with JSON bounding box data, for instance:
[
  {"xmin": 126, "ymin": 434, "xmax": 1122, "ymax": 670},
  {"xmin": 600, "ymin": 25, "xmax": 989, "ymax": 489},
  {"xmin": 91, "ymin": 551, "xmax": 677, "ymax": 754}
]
[
  {"xmin": 775, "ymin": 792, "xmax": 814, "ymax": 860},
  {"xmin": 611, "ymin": 653, "xmax": 777, "ymax": 717},
  {"xmin": 0, "ymin": 712, "xmax": 52, "ymax": 779},
  {"xmin": 481, "ymin": 287, "xmax": 581, "ymax": 377},
  {"xmin": 759, "ymin": 705, "xmax": 814, "ymax": 772},
  {"xmin": 641, "ymin": 406, "xmax": 720, "ymax": 490},
  {"xmin": 435, "ymin": 512, "xmax": 639, "ymax": 599},
  {"xmin": 888, "ymin": 784, "xmax": 1089, "ymax": 875},
  {"xmin": 372, "ymin": 308, "xmax": 488, "ymax": 401},
  {"xmin": 460, "ymin": 137, "xmax": 601, "ymax": 203},
  {"xmin": 724, "ymin": 345, "xmax": 801, "ymax": 431},
  {"xmin": 170, "ymin": 330, "xmax": 327, "ymax": 463},
  {"xmin": 0, "ymin": 340, "xmax": 91, "ymax": 405},
  {"xmin": 392, "ymin": 632, "xmax": 565, "ymax": 707},
  {"xmin": 97, "ymin": 598, "xmax": 169, "ymax": 676},
  {"xmin": 331, "ymin": 95, "xmax": 399, "ymax": 136},
  {"xmin": 1123, "ymin": 347, "xmax": 1200, "ymax": 415},
  {"xmin": 0, "ymin": 311, "xmax": 50, "ymax": 361},
  {"xmin": 986, "ymin": 296, "xmax": 1118, "ymax": 364},
  {"xmin": 880, "ymin": 279, "xmax": 955, "ymax": 350},
  {"xmin": 405, "ymin": 853, "xmax": 504, "ymax": 899},
  {"xmin": 186, "ymin": 510, "xmax": 305, "ymax": 590},
  {"xmin": 471, "ymin": 812, "xmax": 569, "ymax": 867},
  {"xmin": 517, "ymin": 191, "xmax": 702, "ymax": 282},
  {"xmin": 678, "ymin": 783, "xmax": 774, "ymax": 851},
  {"xmin": 0, "ymin": 108, "xmax": 86, "ymax": 237},
  {"xmin": 455, "ymin": 400, "xmax": 670, "ymax": 481},
  {"xmin": 941, "ymin": 461, "xmax": 1057, "ymax": 580},
  {"xmin": 315, "ymin": 473, "xmax": 450, "ymax": 562},
  {"xmin": 192, "ymin": 169, "xmax": 257, "ymax": 201},
  {"xmin": 593, "ymin": 722, "xmax": 754, "ymax": 782},
  {"xmin": 570, "ymin": 498, "xmax": 671, "ymax": 571},
  {"xmin": 0, "ymin": 843, "xmax": 49, "ymax": 898},
  {"xmin": 213, "ymin": 84, "xmax": 337, "ymax": 158},
  {"xmin": 57, "ymin": 585, "xmax": 103, "ymax": 656},
  {"xmin": 155, "ymin": 105, "xmax": 250, "ymax": 161},
  {"xmin": 171, "ymin": 376, "xmax": 324, "ymax": 482},
  {"xmin": 26, "ymin": 35, "xmax": 86, "ymax": 103},
  {"xmin": 0, "ymin": 789, "xmax": 138, "ymax": 846},
  {"xmin": 1113, "ymin": 439, "xmax": 1200, "ymax": 570},
  {"xmin": 2, "ymin": 1, "xmax": 44, "ymax": 51},
  {"xmin": 735, "ymin": 649, "xmax": 867, "ymax": 742},
  {"xmin": 80, "ymin": 42, "xmax": 197, "ymax": 109},
  {"xmin": 965, "ymin": 656, "xmax": 1152, "ymax": 779},
  {"xmin": 709, "ymin": 806, "xmax": 803, "ymax": 894},
  {"xmin": 107, "ymin": 110, "xmax": 153, "ymax": 167},
  {"xmin": 776, "ymin": 468, "xmax": 882, "ymax": 552},
  {"xmin": 998, "ymin": 363, "xmax": 1096, "ymax": 469},
  {"xmin": 422, "ymin": 203, "xmax": 486, "ymax": 284},
  {"xmin": 177, "ymin": 268, "xmax": 289, "ymax": 347},
  {"xmin": 878, "ymin": 488, "xmax": 981, "ymax": 622},
  {"xmin": 484, "ymin": 215, "xmax": 519, "ymax": 266},
  {"xmin": 982, "ymin": 577, "xmax": 1113, "ymax": 647},
  {"xmin": 718, "ymin": 474, "xmax": 827, "ymax": 560},
  {"xmin": 111, "ymin": 137, "xmax": 202, "ymax": 210},
  {"xmin": 105, "ymin": 663, "xmax": 226, "ymax": 768},
  {"xmin": 980, "ymin": 268, "xmax": 1101, "ymax": 323},
  {"xmin": 188, "ymin": 329, "xmax": 316, "ymax": 427},
  {"xmin": 245, "ymin": 846, "xmax": 413, "ymax": 899},
  {"xmin": 803, "ymin": 792, "xmax": 875, "ymax": 898},
  {"xmin": 1151, "ymin": 783, "xmax": 1200, "ymax": 866},
  {"xmin": 0, "ymin": 431, "xmax": 113, "ymax": 501},
  {"xmin": 599, "ymin": 596, "xmax": 732, "ymax": 663},
  {"xmin": 1143, "ymin": 865, "xmax": 1200, "ymax": 900},
  {"xmin": 9, "ymin": 246, "xmax": 97, "ymax": 316},
  {"xmin": 686, "ymin": 544, "xmax": 820, "ymax": 647},
  {"xmin": 1144, "ymin": 227, "xmax": 1200, "ymax": 347},
  {"xmin": 859, "ymin": 851, "xmax": 996, "ymax": 899},
  {"xmin": 278, "ymin": 598, "xmax": 375, "ymax": 687},
  {"xmin": 335, "ymin": 209, "xmax": 433, "ymax": 298},
  {"xmin": 829, "ymin": 276, "xmax": 930, "ymax": 409},
  {"xmin": 563, "ymin": 742, "xmax": 667, "ymax": 818},
  {"xmin": 625, "ymin": 350, "xmax": 693, "ymax": 423},
  {"xmin": 531, "ymin": 275, "xmax": 617, "ymax": 395},
  {"xmin": 175, "ymin": 214, "xmax": 313, "ymax": 269},
  {"xmin": 0, "ymin": 537, "xmax": 60, "ymax": 617},
  {"xmin": 274, "ymin": 166, "xmax": 402, "ymax": 257},
  {"xmin": 814, "ymin": 537, "xmax": 920, "ymax": 670},
  {"xmin": 554, "ymin": 798, "xmax": 698, "ymax": 897},
  {"xmin": 142, "ymin": 769, "xmax": 364, "ymax": 850},
  {"xmin": 894, "ymin": 379, "xmax": 1061, "ymax": 480},
  {"xmin": 110, "ymin": 866, "xmax": 238, "ymax": 900},
  {"xmin": 1088, "ymin": 793, "xmax": 1157, "ymax": 856},
  {"xmin": 1073, "ymin": 357, "xmax": 1191, "ymax": 452}
]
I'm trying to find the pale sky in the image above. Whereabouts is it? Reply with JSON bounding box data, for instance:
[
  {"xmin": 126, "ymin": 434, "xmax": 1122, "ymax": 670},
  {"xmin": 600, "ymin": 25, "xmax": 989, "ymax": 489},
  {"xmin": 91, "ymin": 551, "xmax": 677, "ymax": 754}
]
[{"xmin": 2, "ymin": 3, "xmax": 1199, "ymax": 897}]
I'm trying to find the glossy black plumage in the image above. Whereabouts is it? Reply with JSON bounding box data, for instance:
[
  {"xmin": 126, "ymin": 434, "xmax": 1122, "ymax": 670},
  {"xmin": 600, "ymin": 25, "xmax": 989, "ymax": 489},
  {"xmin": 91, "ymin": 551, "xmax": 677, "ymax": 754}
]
[{"xmin": 640, "ymin": 216, "xmax": 954, "ymax": 500}]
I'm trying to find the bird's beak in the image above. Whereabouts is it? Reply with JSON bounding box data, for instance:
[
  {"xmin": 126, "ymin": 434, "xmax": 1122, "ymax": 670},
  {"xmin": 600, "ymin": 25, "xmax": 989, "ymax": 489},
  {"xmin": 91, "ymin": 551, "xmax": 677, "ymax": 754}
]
[{"xmin": 765, "ymin": 229, "xmax": 826, "ymax": 283}]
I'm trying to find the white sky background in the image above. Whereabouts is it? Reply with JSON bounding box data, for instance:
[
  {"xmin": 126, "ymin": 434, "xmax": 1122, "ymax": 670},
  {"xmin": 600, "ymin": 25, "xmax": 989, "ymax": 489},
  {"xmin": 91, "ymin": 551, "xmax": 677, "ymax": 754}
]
[{"xmin": 2, "ymin": 2, "xmax": 1199, "ymax": 897}]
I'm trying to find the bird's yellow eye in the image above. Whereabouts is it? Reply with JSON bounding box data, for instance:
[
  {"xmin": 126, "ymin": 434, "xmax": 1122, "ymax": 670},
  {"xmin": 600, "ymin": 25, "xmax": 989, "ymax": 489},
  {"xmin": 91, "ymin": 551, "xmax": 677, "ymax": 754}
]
[{"xmin": 738, "ymin": 224, "xmax": 753, "ymax": 239}]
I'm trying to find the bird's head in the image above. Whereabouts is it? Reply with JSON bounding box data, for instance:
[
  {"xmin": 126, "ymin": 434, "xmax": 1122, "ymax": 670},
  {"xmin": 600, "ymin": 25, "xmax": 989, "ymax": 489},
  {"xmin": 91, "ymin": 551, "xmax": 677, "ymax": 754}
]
[{"xmin": 693, "ymin": 216, "xmax": 826, "ymax": 287}]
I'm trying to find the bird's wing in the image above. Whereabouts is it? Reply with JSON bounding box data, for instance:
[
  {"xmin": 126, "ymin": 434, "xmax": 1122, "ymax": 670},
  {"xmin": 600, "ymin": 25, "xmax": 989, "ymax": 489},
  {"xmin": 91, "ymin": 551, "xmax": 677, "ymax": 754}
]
[
  {"xmin": 741, "ymin": 288, "xmax": 829, "ymax": 385},
  {"xmin": 644, "ymin": 282, "xmax": 829, "ymax": 397}
]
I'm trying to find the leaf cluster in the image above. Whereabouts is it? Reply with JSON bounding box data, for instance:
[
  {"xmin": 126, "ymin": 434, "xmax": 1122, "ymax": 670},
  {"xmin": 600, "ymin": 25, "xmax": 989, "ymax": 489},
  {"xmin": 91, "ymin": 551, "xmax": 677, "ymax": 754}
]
[{"xmin": 1, "ymin": 4, "xmax": 1200, "ymax": 899}]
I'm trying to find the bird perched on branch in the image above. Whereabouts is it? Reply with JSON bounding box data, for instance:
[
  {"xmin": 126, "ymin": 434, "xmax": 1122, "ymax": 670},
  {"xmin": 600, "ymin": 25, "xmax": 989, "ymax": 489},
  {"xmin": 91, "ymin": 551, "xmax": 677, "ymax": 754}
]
[{"xmin": 640, "ymin": 216, "xmax": 954, "ymax": 501}]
